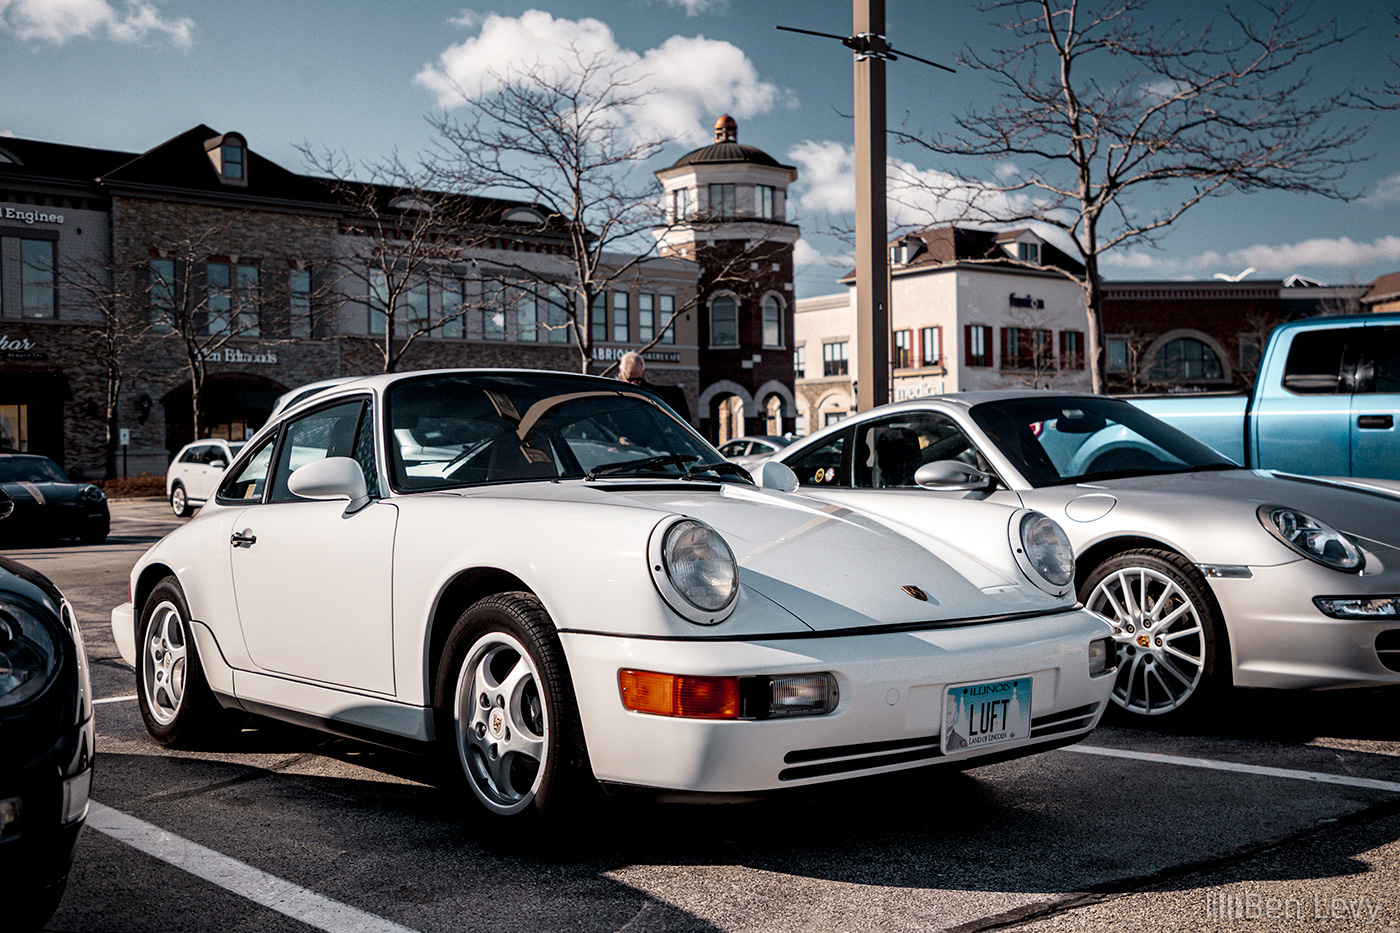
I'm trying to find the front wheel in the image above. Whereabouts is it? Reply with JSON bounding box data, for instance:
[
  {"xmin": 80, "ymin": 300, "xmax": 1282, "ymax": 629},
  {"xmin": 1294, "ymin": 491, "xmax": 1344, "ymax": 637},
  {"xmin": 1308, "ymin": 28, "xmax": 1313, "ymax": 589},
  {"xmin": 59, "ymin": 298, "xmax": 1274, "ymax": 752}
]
[
  {"xmin": 434, "ymin": 592, "xmax": 591, "ymax": 820},
  {"xmin": 170, "ymin": 484, "xmax": 193, "ymax": 517},
  {"xmin": 136, "ymin": 577, "xmax": 237, "ymax": 747},
  {"xmin": 1081, "ymin": 549, "xmax": 1229, "ymax": 721}
]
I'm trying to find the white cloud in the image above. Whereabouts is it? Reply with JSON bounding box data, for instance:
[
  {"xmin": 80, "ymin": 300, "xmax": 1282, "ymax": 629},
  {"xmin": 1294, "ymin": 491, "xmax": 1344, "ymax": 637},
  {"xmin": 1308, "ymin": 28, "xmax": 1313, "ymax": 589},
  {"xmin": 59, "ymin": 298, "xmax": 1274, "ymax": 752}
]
[
  {"xmin": 661, "ymin": 0, "xmax": 728, "ymax": 15},
  {"xmin": 1104, "ymin": 235, "xmax": 1400, "ymax": 276},
  {"xmin": 414, "ymin": 10, "xmax": 787, "ymax": 146},
  {"xmin": 793, "ymin": 236, "xmax": 846, "ymax": 269},
  {"xmin": 1364, "ymin": 173, "xmax": 1400, "ymax": 207},
  {"xmin": 0, "ymin": 0, "xmax": 193, "ymax": 46}
]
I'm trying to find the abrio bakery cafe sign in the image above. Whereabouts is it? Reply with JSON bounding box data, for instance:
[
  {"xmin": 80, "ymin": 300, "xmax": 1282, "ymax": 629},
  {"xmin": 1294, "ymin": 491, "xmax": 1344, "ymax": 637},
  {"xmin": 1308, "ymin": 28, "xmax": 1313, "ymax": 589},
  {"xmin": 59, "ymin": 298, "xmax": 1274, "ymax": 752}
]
[{"xmin": 2, "ymin": 204, "xmax": 66, "ymax": 225}]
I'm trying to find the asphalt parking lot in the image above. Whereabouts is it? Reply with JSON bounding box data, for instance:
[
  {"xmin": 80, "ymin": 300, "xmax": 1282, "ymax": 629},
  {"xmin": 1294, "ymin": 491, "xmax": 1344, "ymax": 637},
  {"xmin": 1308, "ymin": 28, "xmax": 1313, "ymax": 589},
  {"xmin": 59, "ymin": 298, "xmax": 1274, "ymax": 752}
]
[{"xmin": 13, "ymin": 497, "xmax": 1400, "ymax": 932}]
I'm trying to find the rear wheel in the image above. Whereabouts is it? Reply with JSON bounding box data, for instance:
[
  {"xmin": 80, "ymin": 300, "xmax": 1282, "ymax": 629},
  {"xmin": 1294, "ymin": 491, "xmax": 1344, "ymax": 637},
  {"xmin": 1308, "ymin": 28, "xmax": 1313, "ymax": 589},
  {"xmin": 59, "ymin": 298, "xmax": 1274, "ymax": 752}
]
[
  {"xmin": 434, "ymin": 592, "xmax": 591, "ymax": 820},
  {"xmin": 170, "ymin": 484, "xmax": 193, "ymax": 517},
  {"xmin": 1081, "ymin": 549, "xmax": 1229, "ymax": 721},
  {"xmin": 137, "ymin": 577, "xmax": 239, "ymax": 746}
]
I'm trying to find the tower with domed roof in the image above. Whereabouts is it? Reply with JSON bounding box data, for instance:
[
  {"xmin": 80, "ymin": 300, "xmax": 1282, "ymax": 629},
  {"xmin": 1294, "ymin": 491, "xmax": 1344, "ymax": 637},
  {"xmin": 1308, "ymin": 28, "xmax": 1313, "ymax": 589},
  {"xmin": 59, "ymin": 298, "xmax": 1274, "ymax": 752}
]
[{"xmin": 654, "ymin": 116, "xmax": 799, "ymax": 442}]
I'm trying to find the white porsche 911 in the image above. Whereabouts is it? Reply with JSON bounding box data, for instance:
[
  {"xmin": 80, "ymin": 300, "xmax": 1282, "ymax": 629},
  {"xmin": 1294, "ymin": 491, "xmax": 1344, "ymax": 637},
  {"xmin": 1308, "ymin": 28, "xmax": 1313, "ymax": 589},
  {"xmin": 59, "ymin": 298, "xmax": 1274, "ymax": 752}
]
[{"xmin": 111, "ymin": 370, "xmax": 1116, "ymax": 820}]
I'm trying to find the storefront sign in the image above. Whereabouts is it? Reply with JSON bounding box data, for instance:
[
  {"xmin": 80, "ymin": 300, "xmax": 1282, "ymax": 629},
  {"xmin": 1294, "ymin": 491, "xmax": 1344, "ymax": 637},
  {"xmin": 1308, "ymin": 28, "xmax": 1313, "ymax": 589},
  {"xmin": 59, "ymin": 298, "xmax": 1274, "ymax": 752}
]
[
  {"xmin": 591, "ymin": 347, "xmax": 681, "ymax": 363},
  {"xmin": 2, "ymin": 205, "xmax": 65, "ymax": 225},
  {"xmin": 199, "ymin": 347, "xmax": 278, "ymax": 364},
  {"xmin": 0, "ymin": 335, "xmax": 47, "ymax": 361},
  {"xmin": 895, "ymin": 377, "xmax": 945, "ymax": 401},
  {"xmin": 1009, "ymin": 293, "xmax": 1044, "ymax": 310}
]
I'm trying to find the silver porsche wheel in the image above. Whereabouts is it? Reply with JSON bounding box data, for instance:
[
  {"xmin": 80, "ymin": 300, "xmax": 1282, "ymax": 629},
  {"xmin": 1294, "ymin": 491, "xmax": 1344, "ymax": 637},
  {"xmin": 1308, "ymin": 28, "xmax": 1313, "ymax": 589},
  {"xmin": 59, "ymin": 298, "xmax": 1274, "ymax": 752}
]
[
  {"xmin": 142, "ymin": 598, "xmax": 187, "ymax": 726},
  {"xmin": 1083, "ymin": 550, "xmax": 1224, "ymax": 718},
  {"xmin": 136, "ymin": 576, "xmax": 238, "ymax": 747},
  {"xmin": 170, "ymin": 484, "xmax": 193, "ymax": 517}
]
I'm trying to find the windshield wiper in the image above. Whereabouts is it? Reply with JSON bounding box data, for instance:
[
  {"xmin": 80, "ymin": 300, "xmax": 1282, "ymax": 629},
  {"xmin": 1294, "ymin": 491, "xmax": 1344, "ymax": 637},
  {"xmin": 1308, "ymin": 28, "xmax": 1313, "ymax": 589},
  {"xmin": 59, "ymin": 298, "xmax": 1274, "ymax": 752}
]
[
  {"xmin": 681, "ymin": 461, "xmax": 753, "ymax": 483},
  {"xmin": 586, "ymin": 454, "xmax": 699, "ymax": 481}
]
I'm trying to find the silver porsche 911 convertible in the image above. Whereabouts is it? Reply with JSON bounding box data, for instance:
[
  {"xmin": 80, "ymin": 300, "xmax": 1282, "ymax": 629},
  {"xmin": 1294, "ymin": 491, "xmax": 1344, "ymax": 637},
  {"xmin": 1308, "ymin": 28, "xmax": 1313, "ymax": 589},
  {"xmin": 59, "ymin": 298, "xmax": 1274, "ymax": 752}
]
[{"xmin": 773, "ymin": 392, "xmax": 1400, "ymax": 722}]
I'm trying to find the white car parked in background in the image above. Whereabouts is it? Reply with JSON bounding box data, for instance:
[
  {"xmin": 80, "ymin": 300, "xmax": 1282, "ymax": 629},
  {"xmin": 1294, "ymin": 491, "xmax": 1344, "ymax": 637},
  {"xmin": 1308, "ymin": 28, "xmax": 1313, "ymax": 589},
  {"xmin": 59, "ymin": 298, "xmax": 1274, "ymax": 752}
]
[
  {"xmin": 165, "ymin": 439, "xmax": 245, "ymax": 517},
  {"xmin": 114, "ymin": 370, "xmax": 1116, "ymax": 822}
]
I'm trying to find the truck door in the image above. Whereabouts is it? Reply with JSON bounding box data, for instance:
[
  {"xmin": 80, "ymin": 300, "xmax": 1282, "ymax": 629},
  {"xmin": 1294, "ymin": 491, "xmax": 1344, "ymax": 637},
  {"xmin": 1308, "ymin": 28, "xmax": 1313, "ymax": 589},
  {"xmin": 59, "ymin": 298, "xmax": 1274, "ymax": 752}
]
[
  {"xmin": 1252, "ymin": 325, "xmax": 1355, "ymax": 476},
  {"xmin": 1351, "ymin": 325, "xmax": 1400, "ymax": 481}
]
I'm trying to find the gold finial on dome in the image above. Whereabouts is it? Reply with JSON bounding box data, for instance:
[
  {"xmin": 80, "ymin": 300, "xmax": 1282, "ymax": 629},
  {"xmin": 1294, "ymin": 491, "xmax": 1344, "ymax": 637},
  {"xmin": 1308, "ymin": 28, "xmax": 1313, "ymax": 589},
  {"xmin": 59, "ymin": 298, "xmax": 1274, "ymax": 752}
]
[{"xmin": 714, "ymin": 115, "xmax": 737, "ymax": 143}]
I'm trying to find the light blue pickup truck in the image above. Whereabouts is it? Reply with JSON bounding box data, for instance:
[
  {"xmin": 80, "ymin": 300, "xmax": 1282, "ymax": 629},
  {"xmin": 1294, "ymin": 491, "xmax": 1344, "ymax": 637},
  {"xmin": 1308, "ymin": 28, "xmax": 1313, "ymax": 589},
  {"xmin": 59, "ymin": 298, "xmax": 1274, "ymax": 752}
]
[{"xmin": 1130, "ymin": 313, "xmax": 1400, "ymax": 480}]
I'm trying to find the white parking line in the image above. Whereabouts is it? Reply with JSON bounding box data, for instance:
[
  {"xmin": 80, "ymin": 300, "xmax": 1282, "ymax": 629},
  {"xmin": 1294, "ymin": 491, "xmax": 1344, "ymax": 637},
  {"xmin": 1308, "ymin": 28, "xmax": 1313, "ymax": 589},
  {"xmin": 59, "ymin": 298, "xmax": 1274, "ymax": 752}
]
[
  {"xmin": 93, "ymin": 694, "xmax": 137, "ymax": 705},
  {"xmin": 86, "ymin": 803, "xmax": 421, "ymax": 933},
  {"xmin": 1066, "ymin": 745, "xmax": 1400, "ymax": 793}
]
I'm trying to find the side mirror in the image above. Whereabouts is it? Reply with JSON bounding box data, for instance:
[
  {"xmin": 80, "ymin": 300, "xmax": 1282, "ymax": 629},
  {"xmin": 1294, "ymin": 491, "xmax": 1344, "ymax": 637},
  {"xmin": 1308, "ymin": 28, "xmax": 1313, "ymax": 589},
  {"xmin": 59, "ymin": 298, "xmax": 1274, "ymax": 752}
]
[
  {"xmin": 755, "ymin": 460, "xmax": 799, "ymax": 493},
  {"xmin": 209, "ymin": 459, "xmax": 227, "ymax": 470},
  {"xmin": 914, "ymin": 460, "xmax": 993, "ymax": 492},
  {"xmin": 288, "ymin": 457, "xmax": 370, "ymax": 511}
]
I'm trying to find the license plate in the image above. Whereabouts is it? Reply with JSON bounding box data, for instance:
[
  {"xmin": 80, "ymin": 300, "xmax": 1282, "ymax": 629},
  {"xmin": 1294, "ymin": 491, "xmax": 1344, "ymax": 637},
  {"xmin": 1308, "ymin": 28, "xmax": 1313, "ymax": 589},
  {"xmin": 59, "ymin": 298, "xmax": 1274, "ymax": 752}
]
[{"xmin": 942, "ymin": 676, "xmax": 1032, "ymax": 755}]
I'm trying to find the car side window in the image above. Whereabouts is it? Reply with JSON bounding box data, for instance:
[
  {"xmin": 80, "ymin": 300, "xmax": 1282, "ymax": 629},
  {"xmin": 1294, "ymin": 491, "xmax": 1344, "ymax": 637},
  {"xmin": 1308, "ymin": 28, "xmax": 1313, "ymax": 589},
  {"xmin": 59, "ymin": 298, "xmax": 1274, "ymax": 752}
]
[
  {"xmin": 201, "ymin": 445, "xmax": 226, "ymax": 466},
  {"xmin": 787, "ymin": 430, "xmax": 849, "ymax": 487},
  {"xmin": 221, "ymin": 437, "xmax": 275, "ymax": 502},
  {"xmin": 179, "ymin": 446, "xmax": 202, "ymax": 464},
  {"xmin": 269, "ymin": 399, "xmax": 370, "ymax": 503},
  {"xmin": 1358, "ymin": 327, "xmax": 1400, "ymax": 394},
  {"xmin": 854, "ymin": 413, "xmax": 978, "ymax": 489},
  {"xmin": 1282, "ymin": 329, "xmax": 1352, "ymax": 395},
  {"xmin": 351, "ymin": 401, "xmax": 380, "ymax": 498}
]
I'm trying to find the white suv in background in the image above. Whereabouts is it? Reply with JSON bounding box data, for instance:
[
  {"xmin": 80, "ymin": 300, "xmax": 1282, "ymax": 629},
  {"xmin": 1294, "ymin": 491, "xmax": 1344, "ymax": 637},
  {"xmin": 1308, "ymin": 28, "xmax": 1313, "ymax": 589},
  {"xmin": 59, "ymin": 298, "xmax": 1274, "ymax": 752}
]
[{"xmin": 166, "ymin": 439, "xmax": 245, "ymax": 516}]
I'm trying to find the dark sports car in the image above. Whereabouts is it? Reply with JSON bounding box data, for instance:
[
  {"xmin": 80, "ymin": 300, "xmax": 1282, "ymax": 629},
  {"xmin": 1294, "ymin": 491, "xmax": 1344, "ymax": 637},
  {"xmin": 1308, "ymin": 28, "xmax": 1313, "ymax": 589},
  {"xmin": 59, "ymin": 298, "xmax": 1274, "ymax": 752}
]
[
  {"xmin": 0, "ymin": 493, "xmax": 95, "ymax": 930},
  {"xmin": 0, "ymin": 454, "xmax": 109, "ymax": 545}
]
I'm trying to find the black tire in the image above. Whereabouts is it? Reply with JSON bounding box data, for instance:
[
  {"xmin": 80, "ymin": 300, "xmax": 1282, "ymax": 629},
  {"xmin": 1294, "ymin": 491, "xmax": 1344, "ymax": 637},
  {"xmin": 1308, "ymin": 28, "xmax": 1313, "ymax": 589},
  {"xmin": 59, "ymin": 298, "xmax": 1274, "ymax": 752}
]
[
  {"xmin": 80, "ymin": 519, "xmax": 109, "ymax": 545},
  {"xmin": 433, "ymin": 592, "xmax": 592, "ymax": 821},
  {"xmin": 170, "ymin": 484, "xmax": 193, "ymax": 517},
  {"xmin": 1080, "ymin": 548, "xmax": 1230, "ymax": 722},
  {"xmin": 136, "ymin": 576, "xmax": 239, "ymax": 747},
  {"xmin": 14, "ymin": 876, "xmax": 67, "ymax": 932}
]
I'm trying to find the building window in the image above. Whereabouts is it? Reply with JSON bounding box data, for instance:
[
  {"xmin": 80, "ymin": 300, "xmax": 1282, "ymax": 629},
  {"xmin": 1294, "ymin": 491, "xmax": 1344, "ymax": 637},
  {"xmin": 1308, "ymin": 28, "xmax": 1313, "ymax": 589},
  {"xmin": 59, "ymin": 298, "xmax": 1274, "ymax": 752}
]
[
  {"xmin": 920, "ymin": 326, "xmax": 942, "ymax": 367},
  {"xmin": 1150, "ymin": 337, "xmax": 1223, "ymax": 381},
  {"xmin": 289, "ymin": 269, "xmax": 312, "ymax": 338},
  {"xmin": 403, "ymin": 279, "xmax": 429, "ymax": 333},
  {"xmin": 613, "ymin": 291, "xmax": 629, "ymax": 343},
  {"xmin": 223, "ymin": 141, "xmax": 244, "ymax": 180},
  {"xmin": 1238, "ymin": 333, "xmax": 1263, "ymax": 374},
  {"xmin": 0, "ymin": 403, "xmax": 28, "ymax": 450},
  {"xmin": 1106, "ymin": 336, "xmax": 1129, "ymax": 373},
  {"xmin": 965, "ymin": 324, "xmax": 992, "ymax": 367},
  {"xmin": 762, "ymin": 295, "xmax": 783, "ymax": 348},
  {"xmin": 591, "ymin": 292, "xmax": 607, "ymax": 344},
  {"xmin": 208, "ymin": 261, "xmax": 259, "ymax": 336},
  {"xmin": 893, "ymin": 329, "xmax": 913, "ymax": 369},
  {"xmin": 20, "ymin": 239, "xmax": 55, "ymax": 319},
  {"xmin": 438, "ymin": 278, "xmax": 465, "ymax": 339},
  {"xmin": 516, "ymin": 287, "xmax": 538, "ymax": 342},
  {"xmin": 711, "ymin": 295, "xmax": 738, "ymax": 347},
  {"xmin": 1060, "ymin": 330, "xmax": 1084, "ymax": 370},
  {"xmin": 369, "ymin": 271, "xmax": 388, "ymax": 336},
  {"xmin": 1002, "ymin": 327, "xmax": 1054, "ymax": 369},
  {"xmin": 658, "ymin": 294, "xmax": 675, "ymax": 344},
  {"xmin": 755, "ymin": 184, "xmax": 775, "ymax": 220},
  {"xmin": 1017, "ymin": 242, "xmax": 1040, "ymax": 264},
  {"xmin": 823, "ymin": 341, "xmax": 849, "ymax": 377},
  {"xmin": 544, "ymin": 286, "xmax": 569, "ymax": 343},
  {"xmin": 795, "ymin": 344, "xmax": 806, "ymax": 379},
  {"xmin": 149, "ymin": 258, "xmax": 175, "ymax": 332},
  {"xmin": 671, "ymin": 187, "xmax": 691, "ymax": 221},
  {"xmin": 708, "ymin": 183, "xmax": 735, "ymax": 217},
  {"xmin": 639, "ymin": 293, "xmax": 654, "ymax": 343}
]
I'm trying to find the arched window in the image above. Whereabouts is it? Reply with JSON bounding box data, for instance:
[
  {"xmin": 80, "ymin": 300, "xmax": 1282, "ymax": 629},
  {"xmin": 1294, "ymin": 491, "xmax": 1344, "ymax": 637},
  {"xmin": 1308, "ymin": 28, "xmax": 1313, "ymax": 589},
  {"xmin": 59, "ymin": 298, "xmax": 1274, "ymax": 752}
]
[
  {"xmin": 1150, "ymin": 337, "xmax": 1223, "ymax": 381},
  {"xmin": 761, "ymin": 295, "xmax": 783, "ymax": 348},
  {"xmin": 710, "ymin": 295, "xmax": 738, "ymax": 347}
]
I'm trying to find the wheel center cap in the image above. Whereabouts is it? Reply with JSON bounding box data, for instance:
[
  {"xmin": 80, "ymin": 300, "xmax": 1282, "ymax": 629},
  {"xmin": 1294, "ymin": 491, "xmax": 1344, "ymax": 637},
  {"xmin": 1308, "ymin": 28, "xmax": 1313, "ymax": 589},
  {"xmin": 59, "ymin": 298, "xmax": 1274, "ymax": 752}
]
[
  {"xmin": 1136, "ymin": 633, "xmax": 1151, "ymax": 648},
  {"xmin": 489, "ymin": 708, "xmax": 505, "ymax": 738}
]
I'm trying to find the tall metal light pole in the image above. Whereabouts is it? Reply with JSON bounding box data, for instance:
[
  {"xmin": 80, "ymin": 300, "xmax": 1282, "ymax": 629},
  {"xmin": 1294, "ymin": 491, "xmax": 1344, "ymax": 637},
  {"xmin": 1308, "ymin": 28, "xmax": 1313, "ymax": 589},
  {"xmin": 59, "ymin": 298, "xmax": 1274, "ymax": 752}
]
[{"xmin": 779, "ymin": 2, "xmax": 951, "ymax": 412}]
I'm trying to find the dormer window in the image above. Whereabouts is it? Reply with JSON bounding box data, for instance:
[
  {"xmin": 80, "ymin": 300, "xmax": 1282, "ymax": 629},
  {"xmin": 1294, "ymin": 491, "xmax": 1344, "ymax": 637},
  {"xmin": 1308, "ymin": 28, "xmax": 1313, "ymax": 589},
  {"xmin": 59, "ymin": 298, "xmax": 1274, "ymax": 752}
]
[
  {"xmin": 1017, "ymin": 242, "xmax": 1040, "ymax": 264},
  {"xmin": 205, "ymin": 133, "xmax": 248, "ymax": 186}
]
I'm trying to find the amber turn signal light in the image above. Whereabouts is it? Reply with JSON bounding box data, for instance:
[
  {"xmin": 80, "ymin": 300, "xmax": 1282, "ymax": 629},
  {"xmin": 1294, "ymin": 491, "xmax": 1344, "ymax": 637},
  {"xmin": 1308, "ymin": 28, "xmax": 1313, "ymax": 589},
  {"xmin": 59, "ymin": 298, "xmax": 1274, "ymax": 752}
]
[{"xmin": 618, "ymin": 670, "xmax": 741, "ymax": 719}]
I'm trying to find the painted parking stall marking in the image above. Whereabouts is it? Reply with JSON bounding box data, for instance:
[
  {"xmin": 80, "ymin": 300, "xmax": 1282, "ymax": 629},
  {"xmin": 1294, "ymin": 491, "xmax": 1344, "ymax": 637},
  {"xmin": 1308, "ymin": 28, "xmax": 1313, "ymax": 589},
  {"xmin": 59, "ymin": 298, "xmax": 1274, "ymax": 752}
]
[
  {"xmin": 87, "ymin": 802, "xmax": 421, "ymax": 933},
  {"xmin": 1066, "ymin": 745, "xmax": 1400, "ymax": 793}
]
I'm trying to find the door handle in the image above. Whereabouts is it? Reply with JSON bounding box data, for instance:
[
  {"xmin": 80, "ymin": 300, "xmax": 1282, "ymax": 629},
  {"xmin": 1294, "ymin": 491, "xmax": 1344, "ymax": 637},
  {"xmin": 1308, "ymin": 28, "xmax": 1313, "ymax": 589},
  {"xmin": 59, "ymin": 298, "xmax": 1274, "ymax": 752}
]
[
  {"xmin": 230, "ymin": 530, "xmax": 258, "ymax": 548},
  {"xmin": 1357, "ymin": 415, "xmax": 1394, "ymax": 430}
]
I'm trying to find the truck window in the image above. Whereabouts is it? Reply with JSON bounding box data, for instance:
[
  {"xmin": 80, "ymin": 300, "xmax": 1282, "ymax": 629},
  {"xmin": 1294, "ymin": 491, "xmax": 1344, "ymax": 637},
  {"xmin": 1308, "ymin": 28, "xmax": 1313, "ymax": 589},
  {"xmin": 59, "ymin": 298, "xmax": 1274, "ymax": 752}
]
[
  {"xmin": 1281, "ymin": 329, "xmax": 1349, "ymax": 395},
  {"xmin": 1359, "ymin": 327, "xmax": 1400, "ymax": 394}
]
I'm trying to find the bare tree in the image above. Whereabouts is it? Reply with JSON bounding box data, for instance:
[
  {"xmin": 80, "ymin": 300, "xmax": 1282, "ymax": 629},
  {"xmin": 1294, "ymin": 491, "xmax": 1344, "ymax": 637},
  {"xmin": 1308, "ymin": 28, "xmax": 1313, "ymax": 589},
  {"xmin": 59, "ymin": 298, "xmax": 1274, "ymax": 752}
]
[
  {"xmin": 301, "ymin": 148, "xmax": 501, "ymax": 373},
  {"xmin": 424, "ymin": 44, "xmax": 769, "ymax": 374},
  {"xmin": 892, "ymin": 0, "xmax": 1373, "ymax": 393}
]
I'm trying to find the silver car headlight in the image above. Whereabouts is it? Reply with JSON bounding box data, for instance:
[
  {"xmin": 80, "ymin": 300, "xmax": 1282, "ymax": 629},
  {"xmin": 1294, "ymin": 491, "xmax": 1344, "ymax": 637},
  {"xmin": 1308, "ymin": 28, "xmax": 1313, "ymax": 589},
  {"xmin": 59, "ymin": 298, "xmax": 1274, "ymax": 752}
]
[
  {"xmin": 0, "ymin": 602, "xmax": 59, "ymax": 708},
  {"xmin": 1258, "ymin": 505, "xmax": 1363, "ymax": 572},
  {"xmin": 1013, "ymin": 511, "xmax": 1075, "ymax": 595},
  {"xmin": 649, "ymin": 518, "xmax": 738, "ymax": 624}
]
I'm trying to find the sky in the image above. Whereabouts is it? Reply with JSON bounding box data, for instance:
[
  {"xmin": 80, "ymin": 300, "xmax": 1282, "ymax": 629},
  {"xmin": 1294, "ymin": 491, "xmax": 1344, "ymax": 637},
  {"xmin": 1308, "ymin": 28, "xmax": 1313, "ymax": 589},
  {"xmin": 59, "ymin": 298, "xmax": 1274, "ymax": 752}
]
[{"xmin": 2, "ymin": 0, "xmax": 1398, "ymax": 299}]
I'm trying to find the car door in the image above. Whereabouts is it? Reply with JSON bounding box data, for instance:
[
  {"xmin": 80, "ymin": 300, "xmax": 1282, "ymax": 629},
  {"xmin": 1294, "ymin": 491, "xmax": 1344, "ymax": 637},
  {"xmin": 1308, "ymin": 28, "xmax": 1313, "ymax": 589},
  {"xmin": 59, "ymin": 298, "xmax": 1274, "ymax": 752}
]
[
  {"xmin": 1253, "ymin": 325, "xmax": 1357, "ymax": 476},
  {"xmin": 1351, "ymin": 324, "xmax": 1400, "ymax": 480},
  {"xmin": 192, "ymin": 444, "xmax": 227, "ymax": 501},
  {"xmin": 228, "ymin": 397, "xmax": 398, "ymax": 695}
]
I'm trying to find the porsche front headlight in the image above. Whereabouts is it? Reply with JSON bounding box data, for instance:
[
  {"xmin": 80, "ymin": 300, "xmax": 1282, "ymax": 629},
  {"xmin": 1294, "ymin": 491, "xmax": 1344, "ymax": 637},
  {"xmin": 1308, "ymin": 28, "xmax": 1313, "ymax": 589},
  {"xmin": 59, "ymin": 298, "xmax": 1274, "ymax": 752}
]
[
  {"xmin": 0, "ymin": 603, "xmax": 59, "ymax": 708},
  {"xmin": 1259, "ymin": 506, "xmax": 1363, "ymax": 572},
  {"xmin": 1014, "ymin": 511, "xmax": 1075, "ymax": 595},
  {"xmin": 650, "ymin": 519, "xmax": 738, "ymax": 624}
]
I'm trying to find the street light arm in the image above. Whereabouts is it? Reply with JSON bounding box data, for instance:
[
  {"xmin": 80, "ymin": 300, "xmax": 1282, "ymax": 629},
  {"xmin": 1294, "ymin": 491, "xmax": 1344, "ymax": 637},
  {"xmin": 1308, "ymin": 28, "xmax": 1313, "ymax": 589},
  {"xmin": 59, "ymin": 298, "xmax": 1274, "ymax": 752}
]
[{"xmin": 776, "ymin": 25, "xmax": 955, "ymax": 73}]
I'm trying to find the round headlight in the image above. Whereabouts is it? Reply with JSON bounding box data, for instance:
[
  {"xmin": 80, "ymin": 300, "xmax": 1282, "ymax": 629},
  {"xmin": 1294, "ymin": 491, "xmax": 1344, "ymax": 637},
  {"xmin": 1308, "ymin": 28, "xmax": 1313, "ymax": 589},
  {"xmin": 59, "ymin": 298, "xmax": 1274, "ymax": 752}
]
[
  {"xmin": 1017, "ymin": 511, "xmax": 1075, "ymax": 591},
  {"xmin": 0, "ymin": 604, "xmax": 59, "ymax": 707},
  {"xmin": 655, "ymin": 519, "xmax": 738, "ymax": 622},
  {"xmin": 81, "ymin": 485, "xmax": 105, "ymax": 503},
  {"xmin": 1259, "ymin": 505, "xmax": 1363, "ymax": 572}
]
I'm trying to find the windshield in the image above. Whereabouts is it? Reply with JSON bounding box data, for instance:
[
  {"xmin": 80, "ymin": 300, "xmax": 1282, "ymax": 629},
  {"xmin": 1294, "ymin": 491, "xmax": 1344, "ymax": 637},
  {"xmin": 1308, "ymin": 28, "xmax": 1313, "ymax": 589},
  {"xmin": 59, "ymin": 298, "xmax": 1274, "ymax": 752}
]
[
  {"xmin": 387, "ymin": 373, "xmax": 735, "ymax": 490},
  {"xmin": 968, "ymin": 397, "xmax": 1238, "ymax": 487},
  {"xmin": 0, "ymin": 457, "xmax": 70, "ymax": 484}
]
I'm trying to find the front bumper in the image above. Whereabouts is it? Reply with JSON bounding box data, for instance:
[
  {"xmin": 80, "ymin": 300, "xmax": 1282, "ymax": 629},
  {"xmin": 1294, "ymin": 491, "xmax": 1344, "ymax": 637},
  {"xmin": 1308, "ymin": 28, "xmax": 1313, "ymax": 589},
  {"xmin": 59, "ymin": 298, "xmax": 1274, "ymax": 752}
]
[
  {"xmin": 1207, "ymin": 560, "xmax": 1400, "ymax": 689},
  {"xmin": 0, "ymin": 716, "xmax": 94, "ymax": 898},
  {"xmin": 562, "ymin": 608, "xmax": 1114, "ymax": 794}
]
